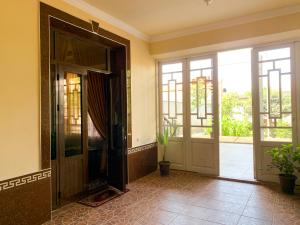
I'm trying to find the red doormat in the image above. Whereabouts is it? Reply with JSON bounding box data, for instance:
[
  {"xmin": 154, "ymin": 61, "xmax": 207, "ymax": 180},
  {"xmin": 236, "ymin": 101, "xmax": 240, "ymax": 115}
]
[{"xmin": 78, "ymin": 186, "xmax": 126, "ymax": 207}]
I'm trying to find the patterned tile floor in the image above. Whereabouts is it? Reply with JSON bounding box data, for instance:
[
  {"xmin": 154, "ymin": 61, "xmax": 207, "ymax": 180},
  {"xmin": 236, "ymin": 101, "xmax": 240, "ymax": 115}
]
[{"xmin": 44, "ymin": 170, "xmax": 300, "ymax": 225}]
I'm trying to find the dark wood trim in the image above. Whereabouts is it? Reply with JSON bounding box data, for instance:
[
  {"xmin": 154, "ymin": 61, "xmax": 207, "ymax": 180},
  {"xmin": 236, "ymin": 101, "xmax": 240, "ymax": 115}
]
[{"xmin": 40, "ymin": 2, "xmax": 132, "ymax": 169}]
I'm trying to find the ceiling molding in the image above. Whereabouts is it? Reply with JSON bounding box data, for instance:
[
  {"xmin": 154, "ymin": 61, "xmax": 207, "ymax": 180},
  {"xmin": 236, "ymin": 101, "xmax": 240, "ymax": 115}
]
[
  {"xmin": 150, "ymin": 4, "xmax": 300, "ymax": 43},
  {"xmin": 62, "ymin": 0, "xmax": 150, "ymax": 41}
]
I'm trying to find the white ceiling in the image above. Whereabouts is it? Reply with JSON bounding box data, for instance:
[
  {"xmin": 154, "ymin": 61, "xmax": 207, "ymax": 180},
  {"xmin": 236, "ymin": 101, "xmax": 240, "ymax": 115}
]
[{"xmin": 83, "ymin": 0, "xmax": 300, "ymax": 37}]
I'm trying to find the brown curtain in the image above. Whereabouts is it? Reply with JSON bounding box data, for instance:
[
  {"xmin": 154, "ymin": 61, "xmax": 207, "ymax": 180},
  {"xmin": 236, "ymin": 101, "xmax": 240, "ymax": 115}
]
[{"xmin": 87, "ymin": 71, "xmax": 107, "ymax": 138}]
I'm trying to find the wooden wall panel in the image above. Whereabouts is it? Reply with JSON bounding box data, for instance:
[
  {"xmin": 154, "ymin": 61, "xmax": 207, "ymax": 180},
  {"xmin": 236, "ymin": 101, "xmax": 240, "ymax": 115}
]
[
  {"xmin": 128, "ymin": 143, "xmax": 158, "ymax": 182},
  {"xmin": 0, "ymin": 169, "xmax": 51, "ymax": 225}
]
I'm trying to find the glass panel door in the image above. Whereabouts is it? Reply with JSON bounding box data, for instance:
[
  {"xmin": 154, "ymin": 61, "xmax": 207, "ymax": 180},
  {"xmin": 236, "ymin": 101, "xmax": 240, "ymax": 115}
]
[
  {"xmin": 161, "ymin": 62, "xmax": 184, "ymax": 137},
  {"xmin": 186, "ymin": 56, "xmax": 219, "ymax": 175},
  {"xmin": 252, "ymin": 44, "xmax": 296, "ymax": 181},
  {"xmin": 190, "ymin": 58, "xmax": 214, "ymax": 139},
  {"xmin": 58, "ymin": 66, "xmax": 87, "ymax": 202},
  {"xmin": 159, "ymin": 61, "xmax": 186, "ymax": 170}
]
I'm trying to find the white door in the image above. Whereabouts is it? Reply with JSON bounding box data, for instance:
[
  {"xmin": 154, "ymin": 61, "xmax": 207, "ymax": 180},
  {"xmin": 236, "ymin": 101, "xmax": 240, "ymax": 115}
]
[
  {"xmin": 186, "ymin": 56, "xmax": 219, "ymax": 175},
  {"xmin": 252, "ymin": 44, "xmax": 297, "ymax": 182},
  {"xmin": 159, "ymin": 55, "xmax": 219, "ymax": 175},
  {"xmin": 159, "ymin": 61, "xmax": 186, "ymax": 170}
]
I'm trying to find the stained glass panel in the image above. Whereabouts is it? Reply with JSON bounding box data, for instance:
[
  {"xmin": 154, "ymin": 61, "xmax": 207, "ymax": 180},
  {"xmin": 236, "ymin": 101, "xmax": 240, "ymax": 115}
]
[{"xmin": 190, "ymin": 58, "xmax": 214, "ymax": 138}]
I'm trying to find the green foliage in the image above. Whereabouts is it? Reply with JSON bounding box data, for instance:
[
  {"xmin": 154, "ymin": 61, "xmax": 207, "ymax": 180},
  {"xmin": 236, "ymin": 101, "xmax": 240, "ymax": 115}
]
[
  {"xmin": 221, "ymin": 92, "xmax": 252, "ymax": 137},
  {"xmin": 222, "ymin": 117, "xmax": 252, "ymax": 137},
  {"xmin": 157, "ymin": 129, "xmax": 169, "ymax": 147},
  {"xmin": 163, "ymin": 117, "xmax": 179, "ymax": 137},
  {"xmin": 266, "ymin": 144, "xmax": 300, "ymax": 175},
  {"xmin": 157, "ymin": 128, "xmax": 169, "ymax": 161}
]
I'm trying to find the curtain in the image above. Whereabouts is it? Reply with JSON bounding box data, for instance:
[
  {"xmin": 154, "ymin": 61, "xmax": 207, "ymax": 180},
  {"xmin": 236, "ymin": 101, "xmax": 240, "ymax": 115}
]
[{"xmin": 87, "ymin": 71, "xmax": 107, "ymax": 138}]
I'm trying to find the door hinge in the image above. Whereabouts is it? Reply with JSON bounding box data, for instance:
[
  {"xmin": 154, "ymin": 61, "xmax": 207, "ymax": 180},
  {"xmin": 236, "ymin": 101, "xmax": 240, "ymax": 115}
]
[
  {"xmin": 58, "ymin": 191, "xmax": 61, "ymax": 199},
  {"xmin": 57, "ymin": 105, "xmax": 60, "ymax": 111},
  {"xmin": 57, "ymin": 73, "xmax": 59, "ymax": 80}
]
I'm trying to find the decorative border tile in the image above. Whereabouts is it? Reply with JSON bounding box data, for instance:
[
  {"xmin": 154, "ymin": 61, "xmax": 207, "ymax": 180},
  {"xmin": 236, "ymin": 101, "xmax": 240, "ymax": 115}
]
[
  {"xmin": 0, "ymin": 168, "xmax": 51, "ymax": 191},
  {"xmin": 128, "ymin": 142, "xmax": 157, "ymax": 154}
]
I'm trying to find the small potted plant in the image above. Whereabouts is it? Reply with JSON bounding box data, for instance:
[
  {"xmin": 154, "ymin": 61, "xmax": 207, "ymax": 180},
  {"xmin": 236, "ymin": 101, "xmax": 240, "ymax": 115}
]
[
  {"xmin": 266, "ymin": 144, "xmax": 300, "ymax": 194},
  {"xmin": 157, "ymin": 128, "xmax": 170, "ymax": 176}
]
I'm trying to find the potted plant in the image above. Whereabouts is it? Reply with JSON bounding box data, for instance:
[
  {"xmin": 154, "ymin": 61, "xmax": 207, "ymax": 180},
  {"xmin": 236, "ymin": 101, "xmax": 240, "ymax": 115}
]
[
  {"xmin": 157, "ymin": 128, "xmax": 170, "ymax": 176},
  {"xmin": 266, "ymin": 144, "xmax": 300, "ymax": 194}
]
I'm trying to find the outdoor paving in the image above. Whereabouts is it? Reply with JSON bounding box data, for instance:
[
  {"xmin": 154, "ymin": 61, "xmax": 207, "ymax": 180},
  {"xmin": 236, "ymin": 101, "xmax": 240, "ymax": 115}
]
[{"xmin": 220, "ymin": 143, "xmax": 254, "ymax": 180}]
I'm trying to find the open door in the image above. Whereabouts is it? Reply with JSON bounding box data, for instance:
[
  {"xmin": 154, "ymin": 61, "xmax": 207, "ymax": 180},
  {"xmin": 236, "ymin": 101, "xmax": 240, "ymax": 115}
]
[
  {"xmin": 57, "ymin": 65, "xmax": 88, "ymax": 202},
  {"xmin": 252, "ymin": 44, "xmax": 297, "ymax": 182},
  {"xmin": 107, "ymin": 48, "xmax": 127, "ymax": 192},
  {"xmin": 186, "ymin": 56, "xmax": 219, "ymax": 175}
]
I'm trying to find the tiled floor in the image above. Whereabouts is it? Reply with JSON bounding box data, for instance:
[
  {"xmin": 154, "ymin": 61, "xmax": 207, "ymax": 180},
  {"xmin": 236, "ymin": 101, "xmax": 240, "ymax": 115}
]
[
  {"xmin": 44, "ymin": 170, "xmax": 300, "ymax": 225},
  {"xmin": 220, "ymin": 143, "xmax": 254, "ymax": 180}
]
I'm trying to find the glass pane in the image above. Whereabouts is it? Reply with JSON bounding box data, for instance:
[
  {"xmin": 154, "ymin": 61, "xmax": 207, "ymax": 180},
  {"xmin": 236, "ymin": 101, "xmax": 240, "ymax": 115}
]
[
  {"xmin": 281, "ymin": 75, "xmax": 291, "ymax": 112},
  {"xmin": 161, "ymin": 62, "xmax": 183, "ymax": 137},
  {"xmin": 202, "ymin": 115, "xmax": 213, "ymax": 126},
  {"xmin": 197, "ymin": 78, "xmax": 206, "ymax": 118},
  {"xmin": 258, "ymin": 47, "xmax": 292, "ymax": 142},
  {"xmin": 190, "ymin": 70, "xmax": 201, "ymax": 81},
  {"xmin": 260, "ymin": 114, "xmax": 275, "ymax": 127},
  {"xmin": 173, "ymin": 126, "xmax": 183, "ymax": 137},
  {"xmin": 258, "ymin": 48, "xmax": 290, "ymax": 61},
  {"xmin": 191, "ymin": 127, "xmax": 213, "ymax": 138},
  {"xmin": 259, "ymin": 62, "xmax": 273, "ymax": 76},
  {"xmin": 190, "ymin": 83, "xmax": 197, "ymax": 113},
  {"xmin": 275, "ymin": 59, "xmax": 290, "ymax": 73},
  {"xmin": 206, "ymin": 81, "xmax": 213, "ymax": 114},
  {"xmin": 162, "ymin": 63, "xmax": 182, "ymax": 73},
  {"xmin": 191, "ymin": 115, "xmax": 202, "ymax": 126},
  {"xmin": 277, "ymin": 114, "xmax": 292, "ymax": 127},
  {"xmin": 168, "ymin": 80, "xmax": 176, "ymax": 118},
  {"xmin": 56, "ymin": 32, "xmax": 108, "ymax": 71},
  {"xmin": 269, "ymin": 70, "xmax": 281, "ymax": 118},
  {"xmin": 162, "ymin": 73, "xmax": 171, "ymax": 84},
  {"xmin": 190, "ymin": 58, "xmax": 214, "ymax": 139},
  {"xmin": 202, "ymin": 69, "xmax": 212, "ymax": 80},
  {"xmin": 64, "ymin": 72, "xmax": 82, "ymax": 157},
  {"xmin": 261, "ymin": 128, "xmax": 292, "ymax": 142},
  {"xmin": 176, "ymin": 84, "xmax": 183, "ymax": 114},
  {"xmin": 190, "ymin": 59, "xmax": 212, "ymax": 70},
  {"xmin": 173, "ymin": 72, "xmax": 183, "ymax": 83}
]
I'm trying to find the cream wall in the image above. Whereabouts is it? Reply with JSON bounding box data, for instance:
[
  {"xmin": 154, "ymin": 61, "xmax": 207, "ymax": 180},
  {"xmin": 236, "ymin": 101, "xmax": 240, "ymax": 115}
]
[
  {"xmin": 0, "ymin": 0, "xmax": 156, "ymax": 181},
  {"xmin": 150, "ymin": 12, "xmax": 300, "ymax": 55}
]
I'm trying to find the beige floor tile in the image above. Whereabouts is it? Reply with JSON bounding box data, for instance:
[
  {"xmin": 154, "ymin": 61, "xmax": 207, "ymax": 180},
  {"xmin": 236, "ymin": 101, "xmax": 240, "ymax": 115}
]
[
  {"xmin": 43, "ymin": 170, "xmax": 300, "ymax": 225},
  {"xmin": 237, "ymin": 216, "xmax": 272, "ymax": 225}
]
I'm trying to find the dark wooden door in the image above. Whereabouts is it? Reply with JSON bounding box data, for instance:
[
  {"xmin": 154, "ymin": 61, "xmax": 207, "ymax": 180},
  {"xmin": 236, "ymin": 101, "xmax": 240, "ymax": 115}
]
[
  {"xmin": 57, "ymin": 65, "xmax": 88, "ymax": 202},
  {"xmin": 107, "ymin": 75, "xmax": 126, "ymax": 191},
  {"xmin": 107, "ymin": 48, "xmax": 127, "ymax": 192}
]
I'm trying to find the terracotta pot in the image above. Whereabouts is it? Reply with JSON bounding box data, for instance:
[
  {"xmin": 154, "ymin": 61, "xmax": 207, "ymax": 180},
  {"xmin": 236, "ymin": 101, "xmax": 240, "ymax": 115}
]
[
  {"xmin": 279, "ymin": 174, "xmax": 297, "ymax": 194},
  {"xmin": 159, "ymin": 161, "xmax": 170, "ymax": 176}
]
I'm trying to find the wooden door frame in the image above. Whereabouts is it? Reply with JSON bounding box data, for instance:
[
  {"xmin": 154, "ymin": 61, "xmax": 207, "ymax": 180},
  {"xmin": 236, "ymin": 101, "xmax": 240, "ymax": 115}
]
[{"xmin": 40, "ymin": 2, "xmax": 131, "ymax": 172}]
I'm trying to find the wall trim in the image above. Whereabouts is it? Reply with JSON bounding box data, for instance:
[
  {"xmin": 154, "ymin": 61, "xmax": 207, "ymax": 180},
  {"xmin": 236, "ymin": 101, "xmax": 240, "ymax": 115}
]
[
  {"xmin": 62, "ymin": 0, "xmax": 150, "ymax": 41},
  {"xmin": 151, "ymin": 4, "xmax": 300, "ymax": 42},
  {"xmin": 128, "ymin": 142, "xmax": 157, "ymax": 154},
  {"xmin": 0, "ymin": 169, "xmax": 51, "ymax": 191}
]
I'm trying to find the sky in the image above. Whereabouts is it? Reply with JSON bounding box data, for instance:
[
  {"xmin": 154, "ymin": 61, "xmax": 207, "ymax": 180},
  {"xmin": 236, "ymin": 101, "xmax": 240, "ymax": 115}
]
[{"xmin": 218, "ymin": 48, "xmax": 252, "ymax": 94}]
